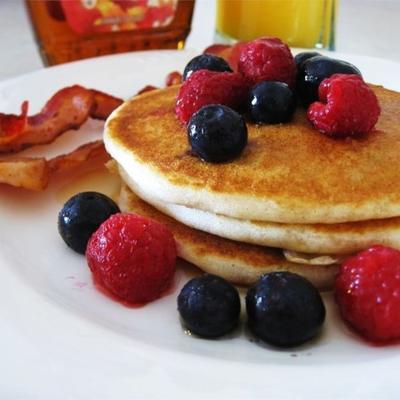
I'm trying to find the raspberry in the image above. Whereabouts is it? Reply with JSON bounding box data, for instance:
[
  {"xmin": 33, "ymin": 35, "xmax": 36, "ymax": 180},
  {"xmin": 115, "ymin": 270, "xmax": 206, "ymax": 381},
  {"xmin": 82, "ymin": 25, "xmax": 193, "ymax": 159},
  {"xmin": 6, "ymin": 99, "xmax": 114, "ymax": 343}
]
[
  {"xmin": 86, "ymin": 213, "xmax": 177, "ymax": 304},
  {"xmin": 175, "ymin": 70, "xmax": 248, "ymax": 124},
  {"xmin": 335, "ymin": 245, "xmax": 400, "ymax": 342},
  {"xmin": 238, "ymin": 37, "xmax": 296, "ymax": 87},
  {"xmin": 307, "ymin": 74, "xmax": 380, "ymax": 138}
]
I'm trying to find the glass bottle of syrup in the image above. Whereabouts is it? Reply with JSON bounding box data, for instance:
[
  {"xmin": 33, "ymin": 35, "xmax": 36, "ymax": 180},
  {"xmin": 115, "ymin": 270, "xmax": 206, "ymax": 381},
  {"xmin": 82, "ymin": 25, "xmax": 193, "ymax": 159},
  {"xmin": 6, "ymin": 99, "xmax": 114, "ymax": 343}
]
[{"xmin": 25, "ymin": 0, "xmax": 195, "ymax": 65}]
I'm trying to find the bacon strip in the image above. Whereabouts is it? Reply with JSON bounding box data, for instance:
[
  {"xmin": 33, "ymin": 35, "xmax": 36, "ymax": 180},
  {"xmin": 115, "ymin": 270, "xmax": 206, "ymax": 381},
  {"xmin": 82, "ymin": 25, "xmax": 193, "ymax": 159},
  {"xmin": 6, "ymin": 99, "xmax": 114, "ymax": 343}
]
[
  {"xmin": 90, "ymin": 89, "xmax": 123, "ymax": 119},
  {"xmin": 0, "ymin": 157, "xmax": 48, "ymax": 191},
  {"xmin": 0, "ymin": 101, "xmax": 29, "ymax": 145},
  {"xmin": 0, "ymin": 140, "xmax": 109, "ymax": 191},
  {"xmin": 165, "ymin": 71, "xmax": 182, "ymax": 86},
  {"xmin": 0, "ymin": 85, "xmax": 123, "ymax": 153},
  {"xmin": 203, "ymin": 42, "xmax": 246, "ymax": 72},
  {"xmin": 48, "ymin": 140, "xmax": 108, "ymax": 174}
]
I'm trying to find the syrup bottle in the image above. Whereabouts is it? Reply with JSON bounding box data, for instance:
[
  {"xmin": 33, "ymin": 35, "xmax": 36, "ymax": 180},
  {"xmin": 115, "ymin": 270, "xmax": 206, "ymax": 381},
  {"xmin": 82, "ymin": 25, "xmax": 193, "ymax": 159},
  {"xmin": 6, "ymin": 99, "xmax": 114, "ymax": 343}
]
[{"xmin": 25, "ymin": 0, "xmax": 195, "ymax": 66}]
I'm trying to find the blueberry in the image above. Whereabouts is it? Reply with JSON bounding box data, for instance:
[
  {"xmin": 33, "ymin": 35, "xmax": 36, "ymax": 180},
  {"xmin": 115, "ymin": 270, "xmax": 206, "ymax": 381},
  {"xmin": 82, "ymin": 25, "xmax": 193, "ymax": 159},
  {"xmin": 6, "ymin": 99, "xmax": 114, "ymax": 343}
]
[
  {"xmin": 188, "ymin": 105, "xmax": 247, "ymax": 163},
  {"xmin": 177, "ymin": 274, "xmax": 241, "ymax": 338},
  {"xmin": 183, "ymin": 54, "xmax": 232, "ymax": 81},
  {"xmin": 294, "ymin": 51, "xmax": 321, "ymax": 68},
  {"xmin": 248, "ymin": 81, "xmax": 296, "ymax": 124},
  {"xmin": 246, "ymin": 272, "xmax": 326, "ymax": 347},
  {"xmin": 58, "ymin": 192, "xmax": 120, "ymax": 254},
  {"xmin": 297, "ymin": 56, "xmax": 362, "ymax": 105}
]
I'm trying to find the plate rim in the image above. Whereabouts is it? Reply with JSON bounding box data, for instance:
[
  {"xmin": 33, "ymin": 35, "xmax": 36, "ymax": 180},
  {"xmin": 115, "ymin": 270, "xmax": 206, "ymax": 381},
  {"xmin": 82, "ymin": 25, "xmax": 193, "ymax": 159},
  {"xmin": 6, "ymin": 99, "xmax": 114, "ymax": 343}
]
[{"xmin": 1, "ymin": 48, "xmax": 400, "ymax": 399}]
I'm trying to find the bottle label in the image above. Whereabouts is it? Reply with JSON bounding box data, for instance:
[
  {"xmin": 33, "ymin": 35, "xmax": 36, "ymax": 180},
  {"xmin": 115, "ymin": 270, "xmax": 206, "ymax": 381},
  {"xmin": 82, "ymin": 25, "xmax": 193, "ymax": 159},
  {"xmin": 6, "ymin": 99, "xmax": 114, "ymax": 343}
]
[{"xmin": 60, "ymin": 0, "xmax": 178, "ymax": 34}]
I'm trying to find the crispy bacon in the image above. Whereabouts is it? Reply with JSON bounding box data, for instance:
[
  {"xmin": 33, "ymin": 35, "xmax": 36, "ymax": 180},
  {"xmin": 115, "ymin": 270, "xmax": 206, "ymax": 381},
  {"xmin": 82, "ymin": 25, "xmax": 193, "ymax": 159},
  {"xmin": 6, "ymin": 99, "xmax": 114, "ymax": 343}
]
[
  {"xmin": 0, "ymin": 85, "xmax": 123, "ymax": 153},
  {"xmin": 90, "ymin": 89, "xmax": 123, "ymax": 119},
  {"xmin": 0, "ymin": 101, "xmax": 29, "ymax": 145},
  {"xmin": 203, "ymin": 42, "xmax": 247, "ymax": 72},
  {"xmin": 165, "ymin": 71, "xmax": 182, "ymax": 86},
  {"xmin": 0, "ymin": 156, "xmax": 48, "ymax": 191},
  {"xmin": 203, "ymin": 44, "xmax": 231, "ymax": 56},
  {"xmin": 0, "ymin": 140, "xmax": 109, "ymax": 191},
  {"xmin": 48, "ymin": 140, "xmax": 108, "ymax": 174}
]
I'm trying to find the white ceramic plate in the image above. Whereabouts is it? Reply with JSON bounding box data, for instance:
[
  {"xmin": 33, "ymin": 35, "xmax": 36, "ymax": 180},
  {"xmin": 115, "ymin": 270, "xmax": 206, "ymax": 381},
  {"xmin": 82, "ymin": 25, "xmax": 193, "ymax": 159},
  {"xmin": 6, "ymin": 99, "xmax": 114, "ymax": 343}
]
[{"xmin": 1, "ymin": 50, "xmax": 400, "ymax": 400}]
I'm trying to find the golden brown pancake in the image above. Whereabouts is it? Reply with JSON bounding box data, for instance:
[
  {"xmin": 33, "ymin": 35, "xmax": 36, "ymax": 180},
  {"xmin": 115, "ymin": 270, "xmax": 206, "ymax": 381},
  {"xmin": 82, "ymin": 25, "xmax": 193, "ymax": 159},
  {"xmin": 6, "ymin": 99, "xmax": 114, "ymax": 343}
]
[
  {"xmin": 118, "ymin": 164, "xmax": 400, "ymax": 255},
  {"xmin": 119, "ymin": 183, "xmax": 338, "ymax": 290},
  {"xmin": 105, "ymin": 85, "xmax": 400, "ymax": 223}
]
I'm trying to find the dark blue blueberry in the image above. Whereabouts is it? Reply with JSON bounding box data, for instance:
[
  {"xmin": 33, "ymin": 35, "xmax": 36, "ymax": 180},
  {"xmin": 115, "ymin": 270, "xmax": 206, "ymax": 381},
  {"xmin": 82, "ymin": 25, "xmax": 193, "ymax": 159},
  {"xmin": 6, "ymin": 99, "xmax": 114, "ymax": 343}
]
[
  {"xmin": 297, "ymin": 55, "xmax": 362, "ymax": 105},
  {"xmin": 248, "ymin": 81, "xmax": 296, "ymax": 124},
  {"xmin": 58, "ymin": 192, "xmax": 120, "ymax": 254},
  {"xmin": 183, "ymin": 54, "xmax": 232, "ymax": 81},
  {"xmin": 188, "ymin": 104, "xmax": 247, "ymax": 163},
  {"xmin": 294, "ymin": 51, "xmax": 321, "ymax": 68},
  {"xmin": 177, "ymin": 274, "xmax": 241, "ymax": 338},
  {"xmin": 246, "ymin": 272, "xmax": 326, "ymax": 347}
]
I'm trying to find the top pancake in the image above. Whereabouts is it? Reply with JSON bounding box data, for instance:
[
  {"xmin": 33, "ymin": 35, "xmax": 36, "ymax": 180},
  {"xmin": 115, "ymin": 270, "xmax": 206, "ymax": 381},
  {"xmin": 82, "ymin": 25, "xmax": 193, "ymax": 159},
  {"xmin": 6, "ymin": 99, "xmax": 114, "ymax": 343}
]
[{"xmin": 104, "ymin": 85, "xmax": 400, "ymax": 223}]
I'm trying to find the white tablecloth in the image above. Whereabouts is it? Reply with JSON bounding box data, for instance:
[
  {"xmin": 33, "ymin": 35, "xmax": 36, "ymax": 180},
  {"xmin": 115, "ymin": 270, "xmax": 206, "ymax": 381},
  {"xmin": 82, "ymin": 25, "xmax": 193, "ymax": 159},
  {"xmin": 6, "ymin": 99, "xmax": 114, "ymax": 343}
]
[{"xmin": 1, "ymin": 0, "xmax": 400, "ymax": 81}]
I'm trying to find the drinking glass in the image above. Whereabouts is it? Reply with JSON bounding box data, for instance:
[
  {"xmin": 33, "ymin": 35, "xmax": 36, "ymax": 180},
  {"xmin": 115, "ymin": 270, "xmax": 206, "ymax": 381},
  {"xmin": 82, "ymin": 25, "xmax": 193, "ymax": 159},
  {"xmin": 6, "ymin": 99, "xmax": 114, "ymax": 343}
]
[{"xmin": 215, "ymin": 0, "xmax": 337, "ymax": 50}]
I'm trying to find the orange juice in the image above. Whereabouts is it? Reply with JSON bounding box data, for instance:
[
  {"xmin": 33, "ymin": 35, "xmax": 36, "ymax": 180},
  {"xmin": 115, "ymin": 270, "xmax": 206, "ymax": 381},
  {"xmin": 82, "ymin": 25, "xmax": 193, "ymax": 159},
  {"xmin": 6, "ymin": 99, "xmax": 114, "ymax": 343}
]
[{"xmin": 216, "ymin": 0, "xmax": 337, "ymax": 49}]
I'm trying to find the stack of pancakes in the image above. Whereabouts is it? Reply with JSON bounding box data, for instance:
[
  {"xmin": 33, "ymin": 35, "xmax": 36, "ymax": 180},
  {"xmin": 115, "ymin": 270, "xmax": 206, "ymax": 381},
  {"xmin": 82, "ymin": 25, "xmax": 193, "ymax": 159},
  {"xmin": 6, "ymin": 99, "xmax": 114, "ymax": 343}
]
[{"xmin": 104, "ymin": 85, "xmax": 400, "ymax": 290}]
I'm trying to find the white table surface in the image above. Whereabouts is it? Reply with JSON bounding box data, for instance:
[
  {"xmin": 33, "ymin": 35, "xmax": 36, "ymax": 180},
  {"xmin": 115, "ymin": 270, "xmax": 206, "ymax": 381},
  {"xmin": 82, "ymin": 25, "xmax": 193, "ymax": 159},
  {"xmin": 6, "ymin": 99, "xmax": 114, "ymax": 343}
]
[
  {"xmin": 1, "ymin": 0, "xmax": 400, "ymax": 81},
  {"xmin": 1, "ymin": 2, "xmax": 400, "ymax": 399}
]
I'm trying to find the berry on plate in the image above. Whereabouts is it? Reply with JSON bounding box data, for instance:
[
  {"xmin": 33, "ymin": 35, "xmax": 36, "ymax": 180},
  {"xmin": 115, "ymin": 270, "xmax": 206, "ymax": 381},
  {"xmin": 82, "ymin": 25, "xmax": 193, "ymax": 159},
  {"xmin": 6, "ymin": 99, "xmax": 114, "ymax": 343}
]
[
  {"xmin": 183, "ymin": 54, "xmax": 232, "ymax": 81},
  {"xmin": 58, "ymin": 192, "xmax": 120, "ymax": 254},
  {"xmin": 297, "ymin": 55, "xmax": 361, "ymax": 105},
  {"xmin": 294, "ymin": 51, "xmax": 321, "ymax": 68},
  {"xmin": 246, "ymin": 272, "xmax": 326, "ymax": 347},
  {"xmin": 86, "ymin": 213, "xmax": 176, "ymax": 304},
  {"xmin": 175, "ymin": 70, "xmax": 248, "ymax": 124},
  {"xmin": 238, "ymin": 37, "xmax": 296, "ymax": 87},
  {"xmin": 177, "ymin": 274, "xmax": 241, "ymax": 338},
  {"xmin": 248, "ymin": 81, "xmax": 296, "ymax": 124},
  {"xmin": 187, "ymin": 104, "xmax": 248, "ymax": 163},
  {"xmin": 335, "ymin": 245, "xmax": 400, "ymax": 343},
  {"xmin": 307, "ymin": 74, "xmax": 380, "ymax": 138}
]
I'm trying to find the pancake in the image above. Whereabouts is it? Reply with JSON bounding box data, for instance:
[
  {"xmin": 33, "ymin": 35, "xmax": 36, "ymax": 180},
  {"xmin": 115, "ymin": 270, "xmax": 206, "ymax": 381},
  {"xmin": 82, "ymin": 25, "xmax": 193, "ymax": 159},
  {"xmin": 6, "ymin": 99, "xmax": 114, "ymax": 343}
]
[
  {"xmin": 104, "ymin": 85, "xmax": 400, "ymax": 224},
  {"xmin": 118, "ymin": 164, "xmax": 400, "ymax": 255},
  {"xmin": 118, "ymin": 183, "xmax": 338, "ymax": 290}
]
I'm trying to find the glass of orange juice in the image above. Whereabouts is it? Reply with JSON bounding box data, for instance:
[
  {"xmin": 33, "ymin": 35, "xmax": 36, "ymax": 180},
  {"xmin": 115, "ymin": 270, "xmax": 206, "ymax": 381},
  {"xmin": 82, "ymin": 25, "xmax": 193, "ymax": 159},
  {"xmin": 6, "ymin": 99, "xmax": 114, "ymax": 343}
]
[{"xmin": 216, "ymin": 0, "xmax": 337, "ymax": 50}]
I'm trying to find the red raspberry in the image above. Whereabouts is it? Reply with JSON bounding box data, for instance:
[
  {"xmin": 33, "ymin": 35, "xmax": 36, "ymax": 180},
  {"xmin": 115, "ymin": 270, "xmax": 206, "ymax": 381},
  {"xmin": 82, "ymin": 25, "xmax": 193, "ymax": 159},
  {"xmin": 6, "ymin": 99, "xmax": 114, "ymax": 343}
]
[
  {"xmin": 335, "ymin": 245, "xmax": 400, "ymax": 342},
  {"xmin": 175, "ymin": 70, "xmax": 248, "ymax": 124},
  {"xmin": 86, "ymin": 213, "xmax": 176, "ymax": 304},
  {"xmin": 238, "ymin": 37, "xmax": 296, "ymax": 87},
  {"xmin": 307, "ymin": 74, "xmax": 380, "ymax": 138}
]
